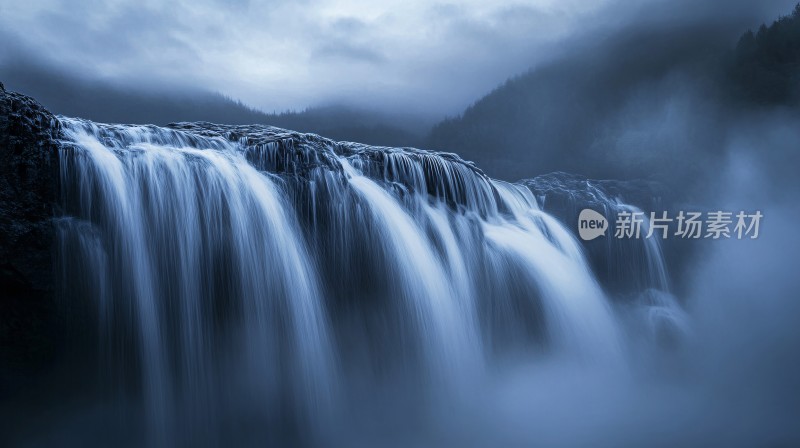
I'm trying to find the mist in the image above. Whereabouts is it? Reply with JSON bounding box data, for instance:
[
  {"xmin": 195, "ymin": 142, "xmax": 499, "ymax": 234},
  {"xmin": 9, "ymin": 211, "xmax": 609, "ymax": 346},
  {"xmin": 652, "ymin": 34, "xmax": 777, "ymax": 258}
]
[{"xmin": 320, "ymin": 131, "xmax": 800, "ymax": 448}]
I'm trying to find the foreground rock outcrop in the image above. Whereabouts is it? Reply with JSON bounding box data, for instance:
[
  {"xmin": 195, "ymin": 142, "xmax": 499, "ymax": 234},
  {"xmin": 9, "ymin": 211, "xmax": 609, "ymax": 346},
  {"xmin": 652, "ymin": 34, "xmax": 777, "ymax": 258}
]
[{"xmin": 0, "ymin": 83, "xmax": 61, "ymax": 394}]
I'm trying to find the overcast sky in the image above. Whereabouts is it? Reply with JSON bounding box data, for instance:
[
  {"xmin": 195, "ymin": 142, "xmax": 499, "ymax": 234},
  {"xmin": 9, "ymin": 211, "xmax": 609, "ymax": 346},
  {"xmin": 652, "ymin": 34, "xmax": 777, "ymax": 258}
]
[{"xmin": 0, "ymin": 0, "xmax": 791, "ymax": 117}]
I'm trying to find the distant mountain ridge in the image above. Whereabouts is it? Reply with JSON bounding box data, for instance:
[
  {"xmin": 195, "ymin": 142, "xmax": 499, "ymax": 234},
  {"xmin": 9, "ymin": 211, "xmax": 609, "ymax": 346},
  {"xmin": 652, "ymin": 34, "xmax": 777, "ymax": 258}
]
[
  {"xmin": 0, "ymin": 58, "xmax": 423, "ymax": 148},
  {"xmin": 425, "ymin": 4, "xmax": 800, "ymax": 183}
]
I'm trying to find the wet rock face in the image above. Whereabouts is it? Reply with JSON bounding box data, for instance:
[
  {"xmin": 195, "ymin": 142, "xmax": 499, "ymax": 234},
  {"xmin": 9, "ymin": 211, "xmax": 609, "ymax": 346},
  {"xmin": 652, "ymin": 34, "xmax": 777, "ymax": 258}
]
[
  {"xmin": 0, "ymin": 83, "xmax": 60, "ymax": 289},
  {"xmin": 0, "ymin": 83, "xmax": 61, "ymax": 389},
  {"xmin": 525, "ymin": 172, "xmax": 674, "ymax": 298}
]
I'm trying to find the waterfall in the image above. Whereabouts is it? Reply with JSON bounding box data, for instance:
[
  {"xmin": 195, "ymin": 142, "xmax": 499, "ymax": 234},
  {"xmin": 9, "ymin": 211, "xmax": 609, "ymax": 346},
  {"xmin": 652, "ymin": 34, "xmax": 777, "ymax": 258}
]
[{"xmin": 55, "ymin": 117, "xmax": 670, "ymax": 445}]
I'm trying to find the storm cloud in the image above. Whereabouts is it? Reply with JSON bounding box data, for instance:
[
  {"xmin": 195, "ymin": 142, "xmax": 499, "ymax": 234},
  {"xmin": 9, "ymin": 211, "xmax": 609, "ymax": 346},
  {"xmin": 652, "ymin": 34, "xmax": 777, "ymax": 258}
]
[{"xmin": 0, "ymin": 0, "xmax": 642, "ymax": 117}]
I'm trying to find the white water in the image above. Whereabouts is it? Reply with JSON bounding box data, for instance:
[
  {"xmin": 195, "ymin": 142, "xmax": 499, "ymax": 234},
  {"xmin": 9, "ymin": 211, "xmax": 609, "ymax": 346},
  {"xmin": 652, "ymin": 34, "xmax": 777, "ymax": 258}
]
[{"xmin": 55, "ymin": 118, "xmax": 676, "ymax": 446}]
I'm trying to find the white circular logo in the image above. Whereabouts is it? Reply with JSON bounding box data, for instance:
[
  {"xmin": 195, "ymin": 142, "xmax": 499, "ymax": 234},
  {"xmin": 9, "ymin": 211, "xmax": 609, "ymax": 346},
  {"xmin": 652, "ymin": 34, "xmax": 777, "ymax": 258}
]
[{"xmin": 578, "ymin": 209, "xmax": 608, "ymax": 241}]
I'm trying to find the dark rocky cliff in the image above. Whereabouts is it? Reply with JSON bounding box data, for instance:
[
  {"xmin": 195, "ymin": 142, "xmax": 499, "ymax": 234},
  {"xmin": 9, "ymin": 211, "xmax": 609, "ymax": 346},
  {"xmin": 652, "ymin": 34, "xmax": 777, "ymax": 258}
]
[{"xmin": 0, "ymin": 83, "xmax": 61, "ymax": 394}]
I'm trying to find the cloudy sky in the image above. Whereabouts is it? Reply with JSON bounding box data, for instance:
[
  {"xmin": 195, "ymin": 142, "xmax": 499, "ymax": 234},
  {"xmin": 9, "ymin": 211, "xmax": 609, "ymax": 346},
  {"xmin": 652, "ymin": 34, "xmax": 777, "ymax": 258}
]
[
  {"xmin": 0, "ymin": 0, "xmax": 790, "ymax": 117},
  {"xmin": 0, "ymin": 0, "xmax": 619, "ymax": 116}
]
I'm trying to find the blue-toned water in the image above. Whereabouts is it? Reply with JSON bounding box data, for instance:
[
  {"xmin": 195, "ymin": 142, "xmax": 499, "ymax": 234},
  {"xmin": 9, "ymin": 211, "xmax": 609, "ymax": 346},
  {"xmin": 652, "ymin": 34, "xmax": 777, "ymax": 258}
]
[{"xmin": 55, "ymin": 117, "xmax": 683, "ymax": 446}]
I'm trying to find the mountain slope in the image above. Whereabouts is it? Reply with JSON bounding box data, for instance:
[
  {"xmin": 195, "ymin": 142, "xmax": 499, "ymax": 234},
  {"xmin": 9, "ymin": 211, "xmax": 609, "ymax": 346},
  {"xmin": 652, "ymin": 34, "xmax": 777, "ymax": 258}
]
[
  {"xmin": 426, "ymin": 5, "xmax": 800, "ymax": 184},
  {"xmin": 0, "ymin": 58, "xmax": 423, "ymax": 148}
]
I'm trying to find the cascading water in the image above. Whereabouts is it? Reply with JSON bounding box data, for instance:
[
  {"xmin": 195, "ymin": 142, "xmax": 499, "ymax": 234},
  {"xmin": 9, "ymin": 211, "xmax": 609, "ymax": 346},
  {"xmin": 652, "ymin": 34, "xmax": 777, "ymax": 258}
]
[
  {"xmin": 54, "ymin": 117, "xmax": 677, "ymax": 446},
  {"xmin": 525, "ymin": 174, "xmax": 687, "ymax": 348}
]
